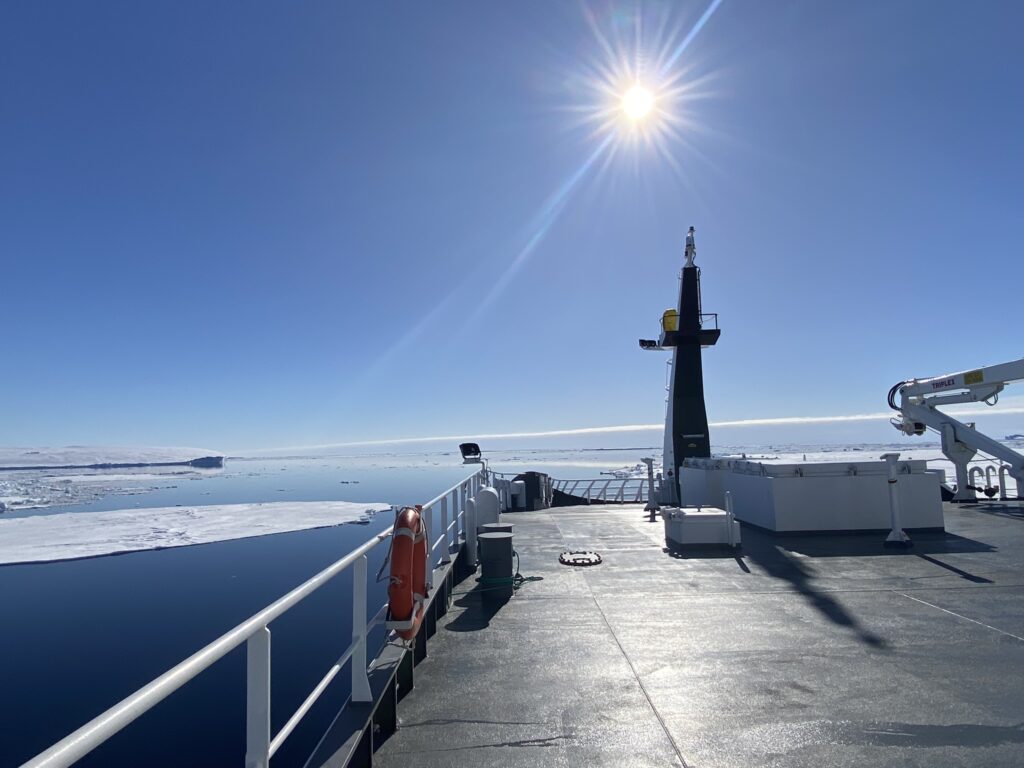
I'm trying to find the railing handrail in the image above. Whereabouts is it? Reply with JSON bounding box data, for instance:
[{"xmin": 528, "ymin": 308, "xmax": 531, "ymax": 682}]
[
  {"xmin": 552, "ymin": 476, "xmax": 647, "ymax": 486},
  {"xmin": 550, "ymin": 476, "xmax": 648, "ymax": 504},
  {"xmin": 23, "ymin": 467, "xmax": 487, "ymax": 768}
]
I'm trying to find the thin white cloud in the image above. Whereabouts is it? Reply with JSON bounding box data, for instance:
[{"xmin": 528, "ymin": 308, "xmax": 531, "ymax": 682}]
[
  {"xmin": 242, "ymin": 403, "xmax": 1024, "ymax": 454},
  {"xmin": 713, "ymin": 404, "xmax": 1024, "ymax": 428},
  {"xmin": 244, "ymin": 424, "xmax": 663, "ymax": 453},
  {"xmin": 710, "ymin": 413, "xmax": 891, "ymax": 427}
]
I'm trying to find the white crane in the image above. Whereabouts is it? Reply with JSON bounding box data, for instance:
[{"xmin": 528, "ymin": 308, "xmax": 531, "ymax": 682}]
[{"xmin": 889, "ymin": 358, "xmax": 1024, "ymax": 501}]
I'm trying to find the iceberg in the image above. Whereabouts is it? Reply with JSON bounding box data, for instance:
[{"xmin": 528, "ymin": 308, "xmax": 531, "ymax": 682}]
[{"xmin": 0, "ymin": 501, "xmax": 390, "ymax": 565}]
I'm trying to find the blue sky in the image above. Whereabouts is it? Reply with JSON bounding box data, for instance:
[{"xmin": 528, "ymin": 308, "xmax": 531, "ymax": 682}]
[{"xmin": 3, "ymin": 1, "xmax": 1023, "ymax": 451}]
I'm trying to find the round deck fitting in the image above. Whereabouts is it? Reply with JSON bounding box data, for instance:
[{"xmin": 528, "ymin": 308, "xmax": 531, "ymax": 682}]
[{"xmin": 558, "ymin": 550, "xmax": 602, "ymax": 567}]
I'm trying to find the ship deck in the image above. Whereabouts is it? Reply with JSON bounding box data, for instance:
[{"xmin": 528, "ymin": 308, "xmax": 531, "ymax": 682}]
[{"xmin": 372, "ymin": 501, "xmax": 1024, "ymax": 768}]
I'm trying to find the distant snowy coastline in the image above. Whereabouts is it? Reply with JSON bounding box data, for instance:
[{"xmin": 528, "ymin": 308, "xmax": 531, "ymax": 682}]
[
  {"xmin": 0, "ymin": 501, "xmax": 389, "ymax": 565},
  {"xmin": 0, "ymin": 446, "xmax": 224, "ymax": 471}
]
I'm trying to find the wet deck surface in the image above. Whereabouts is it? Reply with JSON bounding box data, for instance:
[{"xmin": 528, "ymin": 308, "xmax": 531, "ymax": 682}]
[{"xmin": 373, "ymin": 502, "xmax": 1024, "ymax": 767}]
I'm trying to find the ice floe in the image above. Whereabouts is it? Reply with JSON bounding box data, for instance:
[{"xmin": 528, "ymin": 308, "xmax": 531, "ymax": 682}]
[
  {"xmin": 0, "ymin": 501, "xmax": 390, "ymax": 565},
  {"xmin": 0, "ymin": 466, "xmax": 206, "ymax": 511}
]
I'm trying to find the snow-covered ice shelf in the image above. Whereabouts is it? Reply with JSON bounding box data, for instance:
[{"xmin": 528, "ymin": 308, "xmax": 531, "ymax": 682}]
[
  {"xmin": 0, "ymin": 446, "xmax": 224, "ymax": 470},
  {"xmin": 0, "ymin": 501, "xmax": 389, "ymax": 565}
]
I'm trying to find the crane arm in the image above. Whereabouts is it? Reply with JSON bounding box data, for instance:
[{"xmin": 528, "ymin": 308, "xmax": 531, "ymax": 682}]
[
  {"xmin": 895, "ymin": 359, "xmax": 1024, "ymax": 403},
  {"xmin": 890, "ymin": 356, "xmax": 1024, "ymax": 499}
]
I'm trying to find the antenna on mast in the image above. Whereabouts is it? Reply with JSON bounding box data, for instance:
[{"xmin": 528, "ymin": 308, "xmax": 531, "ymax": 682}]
[{"xmin": 684, "ymin": 226, "xmax": 697, "ymax": 267}]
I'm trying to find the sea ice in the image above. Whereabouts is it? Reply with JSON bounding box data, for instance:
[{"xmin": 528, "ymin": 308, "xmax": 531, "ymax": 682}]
[
  {"xmin": 0, "ymin": 467, "xmax": 203, "ymax": 512},
  {"xmin": 0, "ymin": 501, "xmax": 390, "ymax": 565}
]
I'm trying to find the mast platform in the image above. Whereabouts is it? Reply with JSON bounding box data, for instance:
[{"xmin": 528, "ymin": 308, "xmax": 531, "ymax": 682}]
[{"xmin": 372, "ymin": 501, "xmax": 1024, "ymax": 768}]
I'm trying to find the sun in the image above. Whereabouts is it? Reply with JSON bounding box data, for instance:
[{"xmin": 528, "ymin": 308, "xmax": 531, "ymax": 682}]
[
  {"xmin": 559, "ymin": 3, "xmax": 721, "ymax": 174},
  {"xmin": 621, "ymin": 84, "xmax": 655, "ymax": 121}
]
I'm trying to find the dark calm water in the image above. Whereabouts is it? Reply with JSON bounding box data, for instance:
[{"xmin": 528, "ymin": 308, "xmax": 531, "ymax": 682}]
[{"xmin": 1, "ymin": 450, "xmax": 649, "ymax": 767}]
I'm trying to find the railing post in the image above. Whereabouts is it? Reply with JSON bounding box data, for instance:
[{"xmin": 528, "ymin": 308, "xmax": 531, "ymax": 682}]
[
  {"xmin": 465, "ymin": 497, "xmax": 478, "ymax": 568},
  {"xmin": 440, "ymin": 496, "xmax": 451, "ymax": 563},
  {"xmin": 422, "ymin": 505, "xmax": 434, "ymax": 585},
  {"xmin": 458, "ymin": 483, "xmax": 467, "ymax": 533},
  {"xmin": 245, "ymin": 627, "xmax": 271, "ymax": 768},
  {"xmin": 351, "ymin": 554, "xmax": 372, "ymax": 703}
]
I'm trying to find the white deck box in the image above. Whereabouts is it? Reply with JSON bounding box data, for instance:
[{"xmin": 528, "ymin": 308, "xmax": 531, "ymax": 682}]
[
  {"xmin": 679, "ymin": 458, "xmax": 944, "ymax": 533},
  {"xmin": 663, "ymin": 506, "xmax": 741, "ymax": 548}
]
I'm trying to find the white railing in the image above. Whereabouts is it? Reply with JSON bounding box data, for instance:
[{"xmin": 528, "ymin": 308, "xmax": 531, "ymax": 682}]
[
  {"xmin": 551, "ymin": 477, "xmax": 648, "ymax": 504},
  {"xmin": 23, "ymin": 467, "xmax": 487, "ymax": 768},
  {"xmin": 929, "ymin": 457, "xmax": 1022, "ymax": 500},
  {"xmin": 489, "ymin": 473, "xmax": 648, "ymax": 504}
]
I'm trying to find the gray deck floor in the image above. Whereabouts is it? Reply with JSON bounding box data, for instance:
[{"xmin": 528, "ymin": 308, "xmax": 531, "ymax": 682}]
[{"xmin": 373, "ymin": 502, "xmax": 1024, "ymax": 767}]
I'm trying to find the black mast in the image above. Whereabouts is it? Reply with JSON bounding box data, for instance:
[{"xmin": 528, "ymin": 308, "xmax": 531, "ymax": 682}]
[{"xmin": 639, "ymin": 227, "xmax": 720, "ymax": 503}]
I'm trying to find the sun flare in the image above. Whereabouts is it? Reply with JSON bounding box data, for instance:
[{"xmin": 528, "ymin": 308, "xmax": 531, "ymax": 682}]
[
  {"xmin": 621, "ymin": 84, "xmax": 655, "ymax": 121},
  {"xmin": 556, "ymin": 2, "xmax": 723, "ymax": 185}
]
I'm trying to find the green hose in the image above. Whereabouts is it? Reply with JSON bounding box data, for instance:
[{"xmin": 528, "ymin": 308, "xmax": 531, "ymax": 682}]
[{"xmin": 473, "ymin": 550, "xmax": 543, "ymax": 592}]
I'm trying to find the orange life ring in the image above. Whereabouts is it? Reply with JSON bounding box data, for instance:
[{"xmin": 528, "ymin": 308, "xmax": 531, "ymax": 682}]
[{"xmin": 388, "ymin": 505, "xmax": 428, "ymax": 641}]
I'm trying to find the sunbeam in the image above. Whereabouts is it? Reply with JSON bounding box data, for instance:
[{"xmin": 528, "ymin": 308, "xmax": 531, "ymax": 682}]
[
  {"xmin": 661, "ymin": 0, "xmax": 725, "ymax": 75},
  {"xmin": 464, "ymin": 130, "xmax": 616, "ymax": 326}
]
